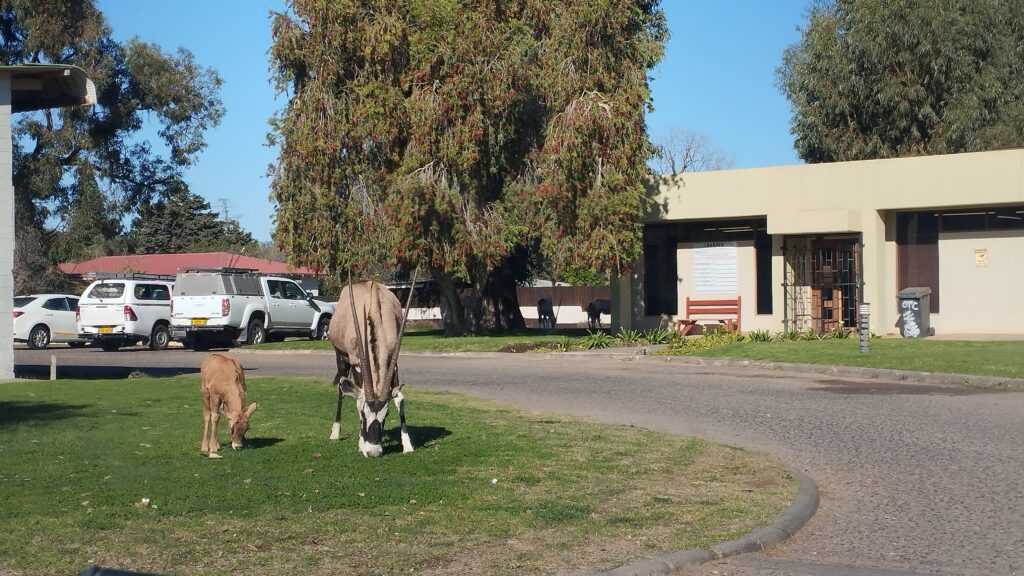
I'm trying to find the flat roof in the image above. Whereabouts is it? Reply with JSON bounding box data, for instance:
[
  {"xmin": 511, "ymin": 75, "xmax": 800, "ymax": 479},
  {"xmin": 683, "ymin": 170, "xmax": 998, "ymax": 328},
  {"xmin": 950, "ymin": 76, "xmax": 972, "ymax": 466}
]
[{"xmin": 5, "ymin": 64, "xmax": 96, "ymax": 112}]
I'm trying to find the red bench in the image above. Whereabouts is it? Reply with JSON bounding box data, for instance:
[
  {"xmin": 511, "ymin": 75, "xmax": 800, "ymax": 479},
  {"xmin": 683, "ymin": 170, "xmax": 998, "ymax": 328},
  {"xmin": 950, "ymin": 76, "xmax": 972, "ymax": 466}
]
[{"xmin": 674, "ymin": 297, "xmax": 742, "ymax": 336}]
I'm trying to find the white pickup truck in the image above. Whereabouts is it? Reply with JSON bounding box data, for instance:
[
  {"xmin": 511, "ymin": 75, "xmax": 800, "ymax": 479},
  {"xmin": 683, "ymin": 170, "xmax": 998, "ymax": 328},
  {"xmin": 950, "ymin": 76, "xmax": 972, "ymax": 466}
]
[{"xmin": 170, "ymin": 270, "xmax": 335, "ymax": 350}]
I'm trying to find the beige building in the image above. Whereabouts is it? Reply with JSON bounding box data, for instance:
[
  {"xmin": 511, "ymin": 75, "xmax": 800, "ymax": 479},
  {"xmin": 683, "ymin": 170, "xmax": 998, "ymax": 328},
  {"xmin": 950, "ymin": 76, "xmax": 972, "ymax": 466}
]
[{"xmin": 612, "ymin": 149, "xmax": 1024, "ymax": 336}]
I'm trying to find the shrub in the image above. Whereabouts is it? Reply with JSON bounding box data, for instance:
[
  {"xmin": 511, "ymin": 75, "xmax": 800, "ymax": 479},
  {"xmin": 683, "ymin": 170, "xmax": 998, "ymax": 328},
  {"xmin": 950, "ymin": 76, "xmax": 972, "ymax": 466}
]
[
  {"xmin": 616, "ymin": 329, "xmax": 644, "ymax": 345},
  {"xmin": 579, "ymin": 330, "xmax": 615, "ymax": 349},
  {"xmin": 641, "ymin": 328, "xmax": 674, "ymax": 345},
  {"xmin": 748, "ymin": 329, "xmax": 772, "ymax": 342}
]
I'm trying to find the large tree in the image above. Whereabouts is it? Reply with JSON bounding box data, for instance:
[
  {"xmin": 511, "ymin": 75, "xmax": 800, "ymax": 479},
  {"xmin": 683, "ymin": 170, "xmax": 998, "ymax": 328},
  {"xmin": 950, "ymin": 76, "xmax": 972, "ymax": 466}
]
[
  {"xmin": 778, "ymin": 0, "xmax": 1024, "ymax": 163},
  {"xmin": 270, "ymin": 0, "xmax": 666, "ymax": 333},
  {"xmin": 5, "ymin": 0, "xmax": 224, "ymax": 292},
  {"xmin": 128, "ymin": 187, "xmax": 257, "ymax": 254}
]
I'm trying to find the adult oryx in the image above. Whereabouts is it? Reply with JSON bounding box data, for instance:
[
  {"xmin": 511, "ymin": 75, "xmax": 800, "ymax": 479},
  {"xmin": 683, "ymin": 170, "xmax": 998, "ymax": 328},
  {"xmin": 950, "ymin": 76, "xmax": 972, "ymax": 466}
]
[{"xmin": 327, "ymin": 274, "xmax": 417, "ymax": 458}]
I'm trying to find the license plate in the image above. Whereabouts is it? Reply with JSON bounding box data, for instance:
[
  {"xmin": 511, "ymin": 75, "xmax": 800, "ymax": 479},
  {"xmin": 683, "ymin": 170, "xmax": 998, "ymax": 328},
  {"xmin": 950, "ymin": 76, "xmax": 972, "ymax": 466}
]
[
  {"xmin": 98, "ymin": 326, "xmax": 113, "ymax": 334},
  {"xmin": 191, "ymin": 318, "xmax": 207, "ymax": 326}
]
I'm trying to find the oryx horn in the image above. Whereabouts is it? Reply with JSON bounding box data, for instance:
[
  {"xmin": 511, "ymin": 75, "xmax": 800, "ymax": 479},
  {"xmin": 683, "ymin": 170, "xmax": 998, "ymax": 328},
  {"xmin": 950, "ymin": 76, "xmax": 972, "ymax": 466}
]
[
  {"xmin": 384, "ymin": 267, "xmax": 419, "ymax": 387},
  {"xmin": 347, "ymin": 270, "xmax": 372, "ymax": 388}
]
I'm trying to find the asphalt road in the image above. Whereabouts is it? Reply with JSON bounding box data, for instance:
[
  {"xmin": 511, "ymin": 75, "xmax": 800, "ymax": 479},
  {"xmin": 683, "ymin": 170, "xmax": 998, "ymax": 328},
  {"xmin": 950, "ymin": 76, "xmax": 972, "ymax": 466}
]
[{"xmin": 12, "ymin": 345, "xmax": 1024, "ymax": 576}]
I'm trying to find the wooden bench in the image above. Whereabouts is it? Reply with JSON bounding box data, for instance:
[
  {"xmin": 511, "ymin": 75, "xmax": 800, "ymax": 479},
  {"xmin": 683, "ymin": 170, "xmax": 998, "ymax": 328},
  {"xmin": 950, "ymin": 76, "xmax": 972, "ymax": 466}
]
[{"xmin": 674, "ymin": 297, "xmax": 741, "ymax": 336}]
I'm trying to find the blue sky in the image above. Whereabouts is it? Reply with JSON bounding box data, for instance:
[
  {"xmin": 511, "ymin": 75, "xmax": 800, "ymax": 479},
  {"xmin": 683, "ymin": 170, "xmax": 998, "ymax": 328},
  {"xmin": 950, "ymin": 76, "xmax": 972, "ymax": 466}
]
[{"xmin": 99, "ymin": 0, "xmax": 808, "ymax": 242}]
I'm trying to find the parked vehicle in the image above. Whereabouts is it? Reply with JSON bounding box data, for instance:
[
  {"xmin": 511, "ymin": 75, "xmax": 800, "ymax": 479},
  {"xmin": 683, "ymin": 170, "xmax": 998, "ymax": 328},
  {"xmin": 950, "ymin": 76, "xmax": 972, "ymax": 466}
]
[
  {"xmin": 77, "ymin": 277, "xmax": 175, "ymax": 352},
  {"xmin": 13, "ymin": 294, "xmax": 88, "ymax": 349},
  {"xmin": 170, "ymin": 269, "xmax": 334, "ymax": 350}
]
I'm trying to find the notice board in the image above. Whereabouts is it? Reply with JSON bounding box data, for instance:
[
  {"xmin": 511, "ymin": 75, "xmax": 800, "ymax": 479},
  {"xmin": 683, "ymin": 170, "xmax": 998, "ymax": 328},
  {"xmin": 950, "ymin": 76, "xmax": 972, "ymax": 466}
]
[{"xmin": 693, "ymin": 241, "xmax": 737, "ymax": 293}]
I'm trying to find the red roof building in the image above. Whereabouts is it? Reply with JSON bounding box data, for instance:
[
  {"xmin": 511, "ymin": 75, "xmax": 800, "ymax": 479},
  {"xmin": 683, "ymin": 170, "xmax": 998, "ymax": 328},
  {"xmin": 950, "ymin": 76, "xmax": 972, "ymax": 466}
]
[{"xmin": 59, "ymin": 252, "xmax": 318, "ymax": 278}]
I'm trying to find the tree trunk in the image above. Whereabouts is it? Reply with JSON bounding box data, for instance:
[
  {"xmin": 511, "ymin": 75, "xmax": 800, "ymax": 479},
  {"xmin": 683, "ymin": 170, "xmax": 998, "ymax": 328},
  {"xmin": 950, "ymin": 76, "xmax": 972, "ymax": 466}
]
[
  {"xmin": 475, "ymin": 261, "xmax": 527, "ymax": 333},
  {"xmin": 435, "ymin": 271, "xmax": 468, "ymax": 336}
]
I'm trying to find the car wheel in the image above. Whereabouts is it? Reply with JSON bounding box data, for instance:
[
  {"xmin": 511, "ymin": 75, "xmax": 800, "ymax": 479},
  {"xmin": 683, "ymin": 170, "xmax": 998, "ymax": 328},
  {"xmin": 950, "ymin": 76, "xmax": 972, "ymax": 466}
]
[
  {"xmin": 313, "ymin": 316, "xmax": 331, "ymax": 340},
  {"xmin": 246, "ymin": 318, "xmax": 265, "ymax": 345},
  {"xmin": 149, "ymin": 324, "xmax": 170, "ymax": 351},
  {"xmin": 28, "ymin": 325, "xmax": 50, "ymax": 350}
]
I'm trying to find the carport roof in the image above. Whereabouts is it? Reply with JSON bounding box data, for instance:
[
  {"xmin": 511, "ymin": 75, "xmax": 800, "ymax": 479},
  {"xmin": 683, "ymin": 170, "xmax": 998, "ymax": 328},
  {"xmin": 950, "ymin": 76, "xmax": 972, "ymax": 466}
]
[{"xmin": 6, "ymin": 64, "xmax": 96, "ymax": 112}]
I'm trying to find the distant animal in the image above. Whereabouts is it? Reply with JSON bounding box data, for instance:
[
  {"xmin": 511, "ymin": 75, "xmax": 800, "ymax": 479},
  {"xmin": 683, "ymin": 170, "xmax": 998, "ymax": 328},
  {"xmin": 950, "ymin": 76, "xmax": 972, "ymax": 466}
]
[
  {"xmin": 327, "ymin": 274, "xmax": 418, "ymax": 458},
  {"xmin": 584, "ymin": 298, "xmax": 612, "ymax": 329},
  {"xmin": 200, "ymin": 353, "xmax": 258, "ymax": 455},
  {"xmin": 537, "ymin": 298, "xmax": 556, "ymax": 329}
]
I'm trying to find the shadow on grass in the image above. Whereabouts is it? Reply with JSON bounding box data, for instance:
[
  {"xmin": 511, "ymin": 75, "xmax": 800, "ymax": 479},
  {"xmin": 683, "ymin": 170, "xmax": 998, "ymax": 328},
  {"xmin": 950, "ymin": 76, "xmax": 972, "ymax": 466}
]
[
  {"xmin": 14, "ymin": 364, "xmax": 201, "ymax": 380},
  {"xmin": 384, "ymin": 425, "xmax": 451, "ymax": 453},
  {"xmin": 246, "ymin": 437, "xmax": 285, "ymax": 450},
  {"xmin": 0, "ymin": 400, "xmax": 89, "ymax": 427}
]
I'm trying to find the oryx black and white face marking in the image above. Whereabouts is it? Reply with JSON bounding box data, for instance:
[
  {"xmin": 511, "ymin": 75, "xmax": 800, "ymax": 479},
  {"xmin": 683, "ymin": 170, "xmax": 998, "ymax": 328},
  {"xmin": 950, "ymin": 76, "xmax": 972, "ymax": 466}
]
[{"xmin": 356, "ymin": 396, "xmax": 389, "ymax": 458}]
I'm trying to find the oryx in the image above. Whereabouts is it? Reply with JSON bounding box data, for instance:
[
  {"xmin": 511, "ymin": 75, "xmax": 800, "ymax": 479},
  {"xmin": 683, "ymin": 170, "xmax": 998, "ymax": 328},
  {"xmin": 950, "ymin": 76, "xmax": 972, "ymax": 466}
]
[{"xmin": 327, "ymin": 273, "xmax": 417, "ymax": 457}]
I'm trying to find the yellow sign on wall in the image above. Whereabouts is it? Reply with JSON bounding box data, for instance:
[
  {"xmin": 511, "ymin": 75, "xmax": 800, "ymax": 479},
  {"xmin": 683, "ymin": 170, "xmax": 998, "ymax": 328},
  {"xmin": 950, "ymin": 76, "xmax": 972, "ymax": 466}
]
[{"xmin": 975, "ymin": 249, "xmax": 988, "ymax": 267}]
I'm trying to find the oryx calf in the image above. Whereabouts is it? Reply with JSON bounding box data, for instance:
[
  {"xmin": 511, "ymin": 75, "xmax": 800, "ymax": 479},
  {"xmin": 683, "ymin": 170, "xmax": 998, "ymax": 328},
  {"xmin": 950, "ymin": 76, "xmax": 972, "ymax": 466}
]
[
  {"xmin": 327, "ymin": 277, "xmax": 417, "ymax": 458},
  {"xmin": 200, "ymin": 353, "xmax": 257, "ymax": 454}
]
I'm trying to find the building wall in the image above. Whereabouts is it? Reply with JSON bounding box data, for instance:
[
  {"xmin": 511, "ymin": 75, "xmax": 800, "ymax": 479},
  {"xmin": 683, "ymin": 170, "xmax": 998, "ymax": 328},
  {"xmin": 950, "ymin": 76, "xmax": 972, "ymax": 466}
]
[
  {"xmin": 931, "ymin": 230, "xmax": 1024, "ymax": 334},
  {"xmin": 615, "ymin": 149, "xmax": 1024, "ymax": 335},
  {"xmin": 675, "ymin": 240, "xmax": 774, "ymax": 332},
  {"xmin": 0, "ymin": 74, "xmax": 13, "ymax": 380}
]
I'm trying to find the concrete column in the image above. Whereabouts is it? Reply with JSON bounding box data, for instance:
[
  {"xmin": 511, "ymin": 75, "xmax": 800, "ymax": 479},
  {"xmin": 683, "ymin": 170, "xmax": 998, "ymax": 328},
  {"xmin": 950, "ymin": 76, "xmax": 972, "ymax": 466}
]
[
  {"xmin": 860, "ymin": 209, "xmax": 892, "ymax": 336},
  {"xmin": 0, "ymin": 73, "xmax": 13, "ymax": 380}
]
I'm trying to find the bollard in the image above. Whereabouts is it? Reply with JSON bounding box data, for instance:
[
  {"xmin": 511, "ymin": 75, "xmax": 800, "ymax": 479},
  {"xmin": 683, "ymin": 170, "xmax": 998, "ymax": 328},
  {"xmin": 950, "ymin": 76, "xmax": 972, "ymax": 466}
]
[
  {"xmin": 858, "ymin": 303, "xmax": 870, "ymax": 353},
  {"xmin": 50, "ymin": 354, "xmax": 57, "ymax": 380}
]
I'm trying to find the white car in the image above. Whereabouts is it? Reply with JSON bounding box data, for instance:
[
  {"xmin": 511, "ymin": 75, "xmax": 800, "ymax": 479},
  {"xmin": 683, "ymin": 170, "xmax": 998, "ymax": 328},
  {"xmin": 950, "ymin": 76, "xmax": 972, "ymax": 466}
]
[
  {"xmin": 77, "ymin": 278, "xmax": 175, "ymax": 351},
  {"xmin": 13, "ymin": 294, "xmax": 88, "ymax": 349}
]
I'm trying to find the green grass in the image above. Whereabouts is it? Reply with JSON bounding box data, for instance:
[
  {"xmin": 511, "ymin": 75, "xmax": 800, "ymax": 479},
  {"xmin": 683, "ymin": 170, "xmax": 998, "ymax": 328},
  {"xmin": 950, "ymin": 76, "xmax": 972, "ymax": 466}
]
[
  {"xmin": 681, "ymin": 338, "xmax": 1024, "ymax": 381},
  {"xmin": 0, "ymin": 377, "xmax": 793, "ymax": 576},
  {"xmin": 256, "ymin": 328, "xmax": 595, "ymax": 353}
]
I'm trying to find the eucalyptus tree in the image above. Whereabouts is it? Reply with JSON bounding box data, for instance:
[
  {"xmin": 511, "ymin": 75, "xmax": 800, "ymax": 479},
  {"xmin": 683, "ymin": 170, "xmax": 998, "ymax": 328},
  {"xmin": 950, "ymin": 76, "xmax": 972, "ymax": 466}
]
[
  {"xmin": 778, "ymin": 0, "xmax": 1024, "ymax": 163},
  {"xmin": 3, "ymin": 0, "xmax": 224, "ymax": 291},
  {"xmin": 270, "ymin": 0, "xmax": 666, "ymax": 333}
]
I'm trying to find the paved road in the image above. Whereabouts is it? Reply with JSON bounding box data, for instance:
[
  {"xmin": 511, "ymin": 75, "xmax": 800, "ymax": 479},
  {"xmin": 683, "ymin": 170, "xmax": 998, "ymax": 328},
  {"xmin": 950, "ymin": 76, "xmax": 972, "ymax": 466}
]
[{"xmin": 13, "ymin": 346, "xmax": 1024, "ymax": 575}]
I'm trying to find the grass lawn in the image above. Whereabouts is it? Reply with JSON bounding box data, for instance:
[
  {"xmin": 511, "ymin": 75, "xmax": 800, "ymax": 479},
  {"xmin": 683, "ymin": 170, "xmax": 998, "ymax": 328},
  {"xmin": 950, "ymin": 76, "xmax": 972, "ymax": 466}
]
[
  {"xmin": 684, "ymin": 338, "xmax": 1024, "ymax": 381},
  {"xmin": 0, "ymin": 377, "xmax": 793, "ymax": 576},
  {"xmin": 255, "ymin": 328, "xmax": 594, "ymax": 353}
]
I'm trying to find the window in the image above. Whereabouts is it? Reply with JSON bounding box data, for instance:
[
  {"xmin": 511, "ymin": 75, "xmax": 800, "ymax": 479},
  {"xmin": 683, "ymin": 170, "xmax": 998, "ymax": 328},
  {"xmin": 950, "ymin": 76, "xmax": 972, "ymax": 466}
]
[
  {"xmin": 643, "ymin": 225, "xmax": 678, "ymax": 315},
  {"xmin": 755, "ymin": 232, "xmax": 773, "ymax": 314},
  {"xmin": 66, "ymin": 298, "xmax": 79, "ymax": 309},
  {"xmin": 87, "ymin": 283, "xmax": 125, "ymax": 299},
  {"xmin": 43, "ymin": 298, "xmax": 69, "ymax": 311},
  {"xmin": 284, "ymin": 282, "xmax": 307, "ymax": 300},
  {"xmin": 13, "ymin": 296, "xmax": 36, "ymax": 308},
  {"xmin": 267, "ymin": 280, "xmax": 285, "ymax": 299},
  {"xmin": 135, "ymin": 284, "xmax": 171, "ymax": 301}
]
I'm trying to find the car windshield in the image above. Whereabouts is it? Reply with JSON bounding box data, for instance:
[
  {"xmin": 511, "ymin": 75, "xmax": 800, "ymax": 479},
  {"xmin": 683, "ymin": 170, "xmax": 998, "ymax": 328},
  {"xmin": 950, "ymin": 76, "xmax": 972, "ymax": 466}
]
[
  {"xmin": 86, "ymin": 283, "xmax": 125, "ymax": 299},
  {"xmin": 13, "ymin": 296, "xmax": 36, "ymax": 308}
]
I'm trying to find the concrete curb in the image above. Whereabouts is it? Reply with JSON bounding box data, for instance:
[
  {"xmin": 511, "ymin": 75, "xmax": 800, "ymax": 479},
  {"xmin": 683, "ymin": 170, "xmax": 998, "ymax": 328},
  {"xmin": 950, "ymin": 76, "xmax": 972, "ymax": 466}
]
[
  {"xmin": 654, "ymin": 355, "xmax": 1024, "ymax": 388},
  {"xmin": 576, "ymin": 466, "xmax": 819, "ymax": 576},
  {"xmin": 233, "ymin": 346, "xmax": 1024, "ymax": 387}
]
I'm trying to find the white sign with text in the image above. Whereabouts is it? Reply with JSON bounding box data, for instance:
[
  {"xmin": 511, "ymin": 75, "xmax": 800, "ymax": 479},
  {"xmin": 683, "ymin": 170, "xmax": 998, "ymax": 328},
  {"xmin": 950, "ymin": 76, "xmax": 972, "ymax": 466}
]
[{"xmin": 693, "ymin": 241, "xmax": 737, "ymax": 293}]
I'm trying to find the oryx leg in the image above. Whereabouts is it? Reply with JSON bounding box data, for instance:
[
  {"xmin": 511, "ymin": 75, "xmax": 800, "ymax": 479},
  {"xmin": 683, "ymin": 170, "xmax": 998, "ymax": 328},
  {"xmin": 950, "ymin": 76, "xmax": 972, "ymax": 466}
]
[
  {"xmin": 393, "ymin": 388, "xmax": 414, "ymax": 453},
  {"xmin": 330, "ymin": 373, "xmax": 344, "ymax": 441},
  {"xmin": 329, "ymin": 353, "xmax": 352, "ymax": 441}
]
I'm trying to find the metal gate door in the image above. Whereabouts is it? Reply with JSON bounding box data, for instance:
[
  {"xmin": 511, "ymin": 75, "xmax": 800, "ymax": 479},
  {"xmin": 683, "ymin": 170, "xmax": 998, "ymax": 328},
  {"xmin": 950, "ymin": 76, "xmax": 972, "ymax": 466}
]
[{"xmin": 783, "ymin": 235, "xmax": 862, "ymax": 333}]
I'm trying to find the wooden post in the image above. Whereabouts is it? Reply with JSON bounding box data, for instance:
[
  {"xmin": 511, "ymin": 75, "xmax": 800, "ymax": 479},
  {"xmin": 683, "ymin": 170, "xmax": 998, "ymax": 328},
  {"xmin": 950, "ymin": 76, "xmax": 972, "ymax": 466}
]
[{"xmin": 50, "ymin": 354, "xmax": 56, "ymax": 380}]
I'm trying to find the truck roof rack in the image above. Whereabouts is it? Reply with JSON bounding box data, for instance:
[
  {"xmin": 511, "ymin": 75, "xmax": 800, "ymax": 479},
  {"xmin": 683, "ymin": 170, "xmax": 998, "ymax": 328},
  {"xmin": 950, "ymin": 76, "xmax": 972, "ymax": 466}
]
[
  {"xmin": 179, "ymin": 267, "xmax": 260, "ymax": 274},
  {"xmin": 88, "ymin": 272, "xmax": 176, "ymax": 281}
]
